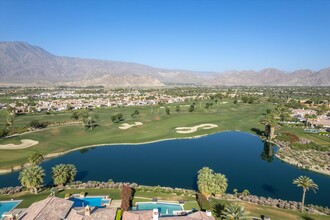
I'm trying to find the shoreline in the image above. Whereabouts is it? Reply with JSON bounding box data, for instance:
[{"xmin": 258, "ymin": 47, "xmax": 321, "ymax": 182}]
[
  {"xmin": 0, "ymin": 130, "xmax": 237, "ymax": 174},
  {"xmin": 1, "ymin": 129, "xmax": 328, "ymax": 178},
  {"xmin": 266, "ymin": 140, "xmax": 330, "ymax": 177}
]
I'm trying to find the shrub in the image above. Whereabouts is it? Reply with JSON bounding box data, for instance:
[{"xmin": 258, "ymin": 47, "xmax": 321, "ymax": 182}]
[{"xmin": 29, "ymin": 119, "xmax": 48, "ymax": 129}]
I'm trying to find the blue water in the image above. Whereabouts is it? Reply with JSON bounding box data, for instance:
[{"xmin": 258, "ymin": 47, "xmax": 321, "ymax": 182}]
[
  {"xmin": 0, "ymin": 132, "xmax": 329, "ymax": 207},
  {"xmin": 0, "ymin": 201, "xmax": 20, "ymax": 218},
  {"xmin": 135, "ymin": 202, "xmax": 182, "ymax": 215},
  {"xmin": 70, "ymin": 197, "xmax": 108, "ymax": 208}
]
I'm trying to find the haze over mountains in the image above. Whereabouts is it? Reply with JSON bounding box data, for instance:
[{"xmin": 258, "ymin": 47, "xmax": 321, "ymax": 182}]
[{"xmin": 0, "ymin": 42, "xmax": 329, "ymax": 87}]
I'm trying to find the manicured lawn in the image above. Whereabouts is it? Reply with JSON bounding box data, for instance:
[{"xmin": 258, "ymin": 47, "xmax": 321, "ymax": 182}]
[
  {"xmin": 0, "ymin": 188, "xmax": 121, "ymax": 208},
  {"xmin": 134, "ymin": 190, "xmax": 195, "ymax": 201},
  {"xmin": 183, "ymin": 201, "xmax": 199, "ymax": 210},
  {"xmin": 0, "ymin": 101, "xmax": 273, "ymax": 169},
  {"xmin": 210, "ymin": 198, "xmax": 330, "ymax": 220},
  {"xmin": 276, "ymin": 127, "xmax": 330, "ymax": 146},
  {"xmin": 1, "ymin": 188, "xmax": 329, "ymax": 219}
]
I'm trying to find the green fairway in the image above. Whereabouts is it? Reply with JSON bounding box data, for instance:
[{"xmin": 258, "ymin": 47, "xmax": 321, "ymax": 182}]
[{"xmin": 0, "ymin": 101, "xmax": 273, "ymax": 169}]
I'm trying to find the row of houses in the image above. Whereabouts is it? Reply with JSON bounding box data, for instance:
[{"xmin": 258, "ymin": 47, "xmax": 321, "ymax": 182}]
[
  {"xmin": 3, "ymin": 196, "xmax": 215, "ymax": 220},
  {"xmin": 291, "ymin": 108, "xmax": 330, "ymax": 128}
]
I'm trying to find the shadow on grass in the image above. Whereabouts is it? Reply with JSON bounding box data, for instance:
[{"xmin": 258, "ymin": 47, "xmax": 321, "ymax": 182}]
[{"xmin": 301, "ymin": 215, "xmax": 315, "ymax": 220}]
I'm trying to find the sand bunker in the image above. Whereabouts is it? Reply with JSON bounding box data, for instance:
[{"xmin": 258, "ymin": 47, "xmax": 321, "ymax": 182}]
[
  {"xmin": 0, "ymin": 139, "xmax": 39, "ymax": 150},
  {"xmin": 175, "ymin": 124, "xmax": 218, "ymax": 134},
  {"xmin": 119, "ymin": 122, "xmax": 143, "ymax": 130}
]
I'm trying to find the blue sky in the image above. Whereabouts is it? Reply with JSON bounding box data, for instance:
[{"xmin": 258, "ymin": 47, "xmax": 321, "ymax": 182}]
[{"xmin": 0, "ymin": 0, "xmax": 329, "ymax": 72}]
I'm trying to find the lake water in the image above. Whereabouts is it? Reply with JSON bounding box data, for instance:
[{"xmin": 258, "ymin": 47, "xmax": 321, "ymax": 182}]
[{"xmin": 0, "ymin": 131, "xmax": 329, "ymax": 207}]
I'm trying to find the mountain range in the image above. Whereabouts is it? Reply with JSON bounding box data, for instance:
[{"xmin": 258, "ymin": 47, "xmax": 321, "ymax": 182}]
[{"xmin": 0, "ymin": 42, "xmax": 329, "ymax": 87}]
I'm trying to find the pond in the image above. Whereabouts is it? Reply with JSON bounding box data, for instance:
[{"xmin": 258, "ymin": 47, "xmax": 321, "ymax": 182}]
[{"xmin": 0, "ymin": 131, "xmax": 329, "ymax": 207}]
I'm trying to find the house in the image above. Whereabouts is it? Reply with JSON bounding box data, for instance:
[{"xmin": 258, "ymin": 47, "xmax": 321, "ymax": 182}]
[
  {"xmin": 18, "ymin": 197, "xmax": 73, "ymax": 220},
  {"xmin": 122, "ymin": 209, "xmax": 215, "ymax": 220},
  {"xmin": 16, "ymin": 197, "xmax": 117, "ymax": 220}
]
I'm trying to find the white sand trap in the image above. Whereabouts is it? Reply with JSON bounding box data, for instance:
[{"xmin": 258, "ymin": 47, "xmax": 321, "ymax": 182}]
[
  {"xmin": 119, "ymin": 122, "xmax": 143, "ymax": 130},
  {"xmin": 0, "ymin": 139, "xmax": 39, "ymax": 150},
  {"xmin": 175, "ymin": 124, "xmax": 218, "ymax": 134}
]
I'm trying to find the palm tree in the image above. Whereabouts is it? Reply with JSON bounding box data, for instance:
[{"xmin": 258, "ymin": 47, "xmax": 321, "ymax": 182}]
[
  {"xmin": 28, "ymin": 152, "xmax": 43, "ymax": 165},
  {"xmin": 197, "ymin": 167, "xmax": 215, "ymax": 199},
  {"xmin": 293, "ymin": 176, "xmax": 319, "ymax": 213},
  {"xmin": 52, "ymin": 164, "xmax": 77, "ymax": 188},
  {"xmin": 221, "ymin": 203, "xmax": 249, "ymax": 220},
  {"xmin": 304, "ymin": 114, "xmax": 310, "ymax": 127},
  {"xmin": 197, "ymin": 167, "xmax": 228, "ymax": 199},
  {"xmin": 261, "ymin": 113, "xmax": 278, "ymax": 140},
  {"xmin": 310, "ymin": 114, "xmax": 317, "ymax": 128},
  {"xmin": 213, "ymin": 173, "xmax": 228, "ymax": 197},
  {"xmin": 19, "ymin": 166, "xmax": 45, "ymax": 194},
  {"xmin": 5, "ymin": 112, "xmax": 15, "ymax": 129}
]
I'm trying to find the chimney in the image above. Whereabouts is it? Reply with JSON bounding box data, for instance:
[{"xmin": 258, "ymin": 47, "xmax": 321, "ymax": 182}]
[
  {"xmin": 153, "ymin": 208, "xmax": 159, "ymax": 220},
  {"xmin": 206, "ymin": 210, "xmax": 212, "ymax": 217},
  {"xmin": 84, "ymin": 205, "xmax": 91, "ymax": 216}
]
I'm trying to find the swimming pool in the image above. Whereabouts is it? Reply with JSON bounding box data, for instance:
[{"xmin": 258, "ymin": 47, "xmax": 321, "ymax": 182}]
[
  {"xmin": 134, "ymin": 202, "xmax": 183, "ymax": 215},
  {"xmin": 0, "ymin": 200, "xmax": 21, "ymax": 219},
  {"xmin": 69, "ymin": 197, "xmax": 110, "ymax": 208}
]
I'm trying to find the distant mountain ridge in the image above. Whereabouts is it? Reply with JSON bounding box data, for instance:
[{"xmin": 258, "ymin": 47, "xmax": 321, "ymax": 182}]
[{"xmin": 0, "ymin": 42, "xmax": 329, "ymax": 87}]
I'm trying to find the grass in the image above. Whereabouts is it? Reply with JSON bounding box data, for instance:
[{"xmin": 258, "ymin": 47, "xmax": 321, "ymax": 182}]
[
  {"xmin": 0, "ymin": 188, "xmax": 121, "ymax": 208},
  {"xmin": 0, "ymin": 187, "xmax": 329, "ymax": 219},
  {"xmin": 276, "ymin": 127, "xmax": 330, "ymax": 147},
  {"xmin": 210, "ymin": 198, "xmax": 330, "ymax": 220},
  {"xmin": 183, "ymin": 201, "xmax": 200, "ymax": 210},
  {"xmin": 0, "ymin": 101, "xmax": 273, "ymax": 169}
]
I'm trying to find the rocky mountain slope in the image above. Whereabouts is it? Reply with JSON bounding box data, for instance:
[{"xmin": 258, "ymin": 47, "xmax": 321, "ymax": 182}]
[{"xmin": 0, "ymin": 42, "xmax": 329, "ymax": 87}]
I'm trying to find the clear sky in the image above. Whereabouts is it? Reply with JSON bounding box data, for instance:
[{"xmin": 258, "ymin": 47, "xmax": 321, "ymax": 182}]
[{"xmin": 0, "ymin": 0, "xmax": 329, "ymax": 72}]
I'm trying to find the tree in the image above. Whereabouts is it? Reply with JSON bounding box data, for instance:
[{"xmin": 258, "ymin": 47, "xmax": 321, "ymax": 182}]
[
  {"xmin": 52, "ymin": 164, "xmax": 77, "ymax": 187},
  {"xmin": 29, "ymin": 119, "xmax": 48, "ymax": 129},
  {"xmin": 221, "ymin": 203, "xmax": 249, "ymax": 220},
  {"xmin": 293, "ymin": 176, "xmax": 318, "ymax": 213},
  {"xmin": 261, "ymin": 113, "xmax": 278, "ymax": 140},
  {"xmin": 175, "ymin": 105, "xmax": 180, "ymax": 112},
  {"xmin": 0, "ymin": 128, "xmax": 9, "ymax": 139},
  {"xmin": 131, "ymin": 109, "xmax": 140, "ymax": 118},
  {"xmin": 241, "ymin": 189, "xmax": 250, "ymax": 196},
  {"xmin": 189, "ymin": 104, "xmax": 195, "ymax": 112},
  {"xmin": 241, "ymin": 96, "xmax": 248, "ymax": 103},
  {"xmin": 309, "ymin": 114, "xmax": 317, "ymax": 128},
  {"xmin": 83, "ymin": 114, "xmax": 99, "ymax": 130},
  {"xmin": 28, "ymin": 152, "xmax": 43, "ymax": 165},
  {"xmin": 165, "ymin": 106, "xmax": 170, "ymax": 115},
  {"xmin": 121, "ymin": 185, "xmax": 133, "ymax": 211},
  {"xmin": 197, "ymin": 167, "xmax": 228, "ymax": 199},
  {"xmin": 6, "ymin": 112, "xmax": 15, "ymax": 129},
  {"xmin": 111, "ymin": 113, "xmax": 124, "ymax": 123},
  {"xmin": 19, "ymin": 165, "xmax": 45, "ymax": 194},
  {"xmin": 71, "ymin": 111, "xmax": 80, "ymax": 120}
]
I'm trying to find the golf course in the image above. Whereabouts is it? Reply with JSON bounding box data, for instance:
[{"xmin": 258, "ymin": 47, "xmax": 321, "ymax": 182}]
[{"xmin": 0, "ymin": 100, "xmax": 273, "ymax": 171}]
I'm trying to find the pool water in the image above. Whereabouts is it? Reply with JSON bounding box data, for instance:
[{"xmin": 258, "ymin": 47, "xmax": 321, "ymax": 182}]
[
  {"xmin": 0, "ymin": 201, "xmax": 21, "ymax": 218},
  {"xmin": 134, "ymin": 202, "xmax": 183, "ymax": 215},
  {"xmin": 70, "ymin": 197, "xmax": 109, "ymax": 208}
]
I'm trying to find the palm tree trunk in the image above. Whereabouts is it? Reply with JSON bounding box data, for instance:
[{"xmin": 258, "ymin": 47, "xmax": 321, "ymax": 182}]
[
  {"xmin": 34, "ymin": 187, "xmax": 38, "ymax": 194},
  {"xmin": 301, "ymin": 188, "xmax": 306, "ymax": 213}
]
